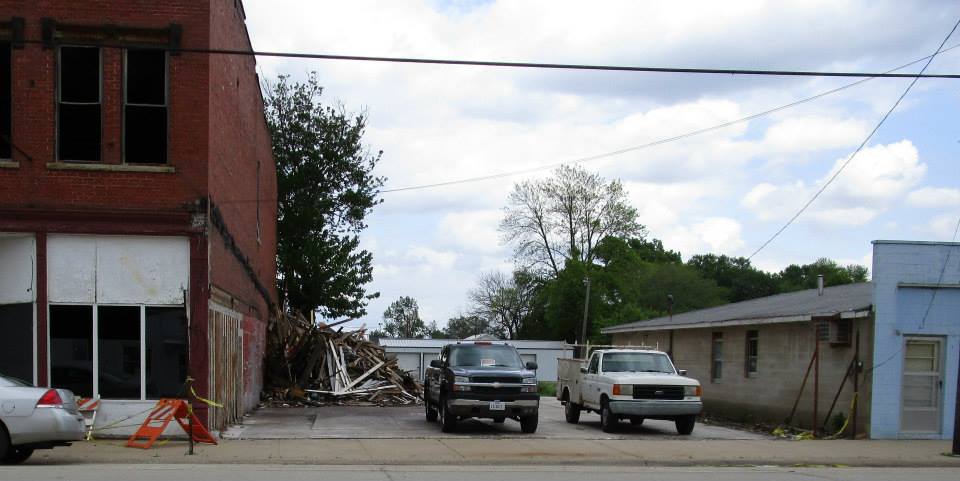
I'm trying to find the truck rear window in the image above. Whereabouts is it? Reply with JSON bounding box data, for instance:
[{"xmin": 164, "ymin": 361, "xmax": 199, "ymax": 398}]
[{"xmin": 450, "ymin": 345, "xmax": 523, "ymax": 368}]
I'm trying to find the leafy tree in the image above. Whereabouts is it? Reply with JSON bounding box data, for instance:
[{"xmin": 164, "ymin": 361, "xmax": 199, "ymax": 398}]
[
  {"xmin": 468, "ymin": 270, "xmax": 540, "ymax": 339},
  {"xmin": 382, "ymin": 296, "xmax": 426, "ymax": 338},
  {"xmin": 687, "ymin": 254, "xmax": 779, "ymax": 302},
  {"xmin": 265, "ymin": 73, "xmax": 385, "ymax": 319},
  {"xmin": 445, "ymin": 314, "xmax": 491, "ymax": 339},
  {"xmin": 777, "ymin": 258, "xmax": 869, "ymax": 292},
  {"xmin": 500, "ymin": 165, "xmax": 644, "ymax": 278},
  {"xmin": 425, "ymin": 321, "xmax": 447, "ymax": 339}
]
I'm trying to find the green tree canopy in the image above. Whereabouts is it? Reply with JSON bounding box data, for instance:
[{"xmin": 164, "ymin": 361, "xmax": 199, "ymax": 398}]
[
  {"xmin": 686, "ymin": 254, "xmax": 780, "ymax": 302},
  {"xmin": 382, "ymin": 296, "xmax": 426, "ymax": 338},
  {"xmin": 265, "ymin": 72, "xmax": 385, "ymax": 319},
  {"xmin": 445, "ymin": 314, "xmax": 492, "ymax": 339},
  {"xmin": 777, "ymin": 258, "xmax": 869, "ymax": 292}
]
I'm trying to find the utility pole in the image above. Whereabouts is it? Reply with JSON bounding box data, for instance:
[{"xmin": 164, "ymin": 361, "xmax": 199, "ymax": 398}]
[{"xmin": 579, "ymin": 276, "xmax": 591, "ymax": 358}]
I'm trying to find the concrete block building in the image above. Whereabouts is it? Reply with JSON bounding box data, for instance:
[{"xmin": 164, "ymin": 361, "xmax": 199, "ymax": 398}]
[
  {"xmin": 602, "ymin": 239, "xmax": 959, "ymax": 440},
  {"xmin": 0, "ymin": 0, "xmax": 277, "ymax": 434}
]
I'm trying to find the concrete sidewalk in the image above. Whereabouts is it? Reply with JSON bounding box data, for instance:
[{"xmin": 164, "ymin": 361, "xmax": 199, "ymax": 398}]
[{"xmin": 26, "ymin": 438, "xmax": 960, "ymax": 467}]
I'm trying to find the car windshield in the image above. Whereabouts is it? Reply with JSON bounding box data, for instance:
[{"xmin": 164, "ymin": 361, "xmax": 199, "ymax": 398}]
[
  {"xmin": 0, "ymin": 373, "xmax": 33, "ymax": 387},
  {"xmin": 601, "ymin": 352, "xmax": 675, "ymax": 374},
  {"xmin": 449, "ymin": 344, "xmax": 523, "ymax": 368}
]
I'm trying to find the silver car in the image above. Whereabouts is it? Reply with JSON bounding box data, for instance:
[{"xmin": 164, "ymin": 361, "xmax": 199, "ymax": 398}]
[{"xmin": 0, "ymin": 373, "xmax": 85, "ymax": 464}]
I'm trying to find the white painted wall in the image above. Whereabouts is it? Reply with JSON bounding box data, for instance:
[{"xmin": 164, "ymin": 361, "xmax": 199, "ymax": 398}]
[
  {"xmin": 48, "ymin": 235, "xmax": 189, "ymax": 305},
  {"xmin": 0, "ymin": 234, "xmax": 36, "ymax": 304}
]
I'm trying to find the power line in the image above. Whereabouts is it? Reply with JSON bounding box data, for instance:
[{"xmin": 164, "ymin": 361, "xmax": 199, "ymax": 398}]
[
  {"xmin": 379, "ymin": 41, "xmax": 960, "ymax": 194},
  {"xmin": 746, "ymin": 16, "xmax": 960, "ymax": 261},
  {"xmin": 23, "ymin": 38, "xmax": 960, "ymax": 79}
]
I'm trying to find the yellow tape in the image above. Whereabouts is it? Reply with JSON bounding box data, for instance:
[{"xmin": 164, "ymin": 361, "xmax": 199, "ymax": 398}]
[{"xmin": 190, "ymin": 385, "xmax": 224, "ymax": 409}]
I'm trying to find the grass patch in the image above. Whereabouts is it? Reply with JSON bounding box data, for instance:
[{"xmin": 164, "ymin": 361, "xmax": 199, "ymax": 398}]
[{"xmin": 538, "ymin": 381, "xmax": 557, "ymax": 397}]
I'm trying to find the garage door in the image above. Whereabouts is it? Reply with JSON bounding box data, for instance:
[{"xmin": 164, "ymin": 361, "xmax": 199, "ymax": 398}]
[{"xmin": 394, "ymin": 353, "xmax": 422, "ymax": 379}]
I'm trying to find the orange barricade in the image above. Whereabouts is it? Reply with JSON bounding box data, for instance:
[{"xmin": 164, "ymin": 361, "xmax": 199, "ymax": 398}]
[{"xmin": 126, "ymin": 398, "xmax": 217, "ymax": 449}]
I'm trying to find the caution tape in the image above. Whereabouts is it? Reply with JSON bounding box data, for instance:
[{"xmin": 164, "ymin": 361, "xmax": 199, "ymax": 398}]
[{"xmin": 185, "ymin": 376, "xmax": 224, "ymax": 408}]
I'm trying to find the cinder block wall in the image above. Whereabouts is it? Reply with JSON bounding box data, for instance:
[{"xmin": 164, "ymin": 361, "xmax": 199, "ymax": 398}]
[{"xmin": 614, "ymin": 319, "xmax": 873, "ymax": 436}]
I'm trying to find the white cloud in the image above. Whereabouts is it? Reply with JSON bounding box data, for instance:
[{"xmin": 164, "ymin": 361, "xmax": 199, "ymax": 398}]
[
  {"xmin": 438, "ymin": 210, "xmax": 505, "ymax": 254},
  {"xmin": 906, "ymin": 187, "xmax": 960, "ymax": 208},
  {"xmin": 692, "ymin": 217, "xmax": 745, "ymax": 253},
  {"xmin": 405, "ymin": 246, "xmax": 458, "ymax": 272}
]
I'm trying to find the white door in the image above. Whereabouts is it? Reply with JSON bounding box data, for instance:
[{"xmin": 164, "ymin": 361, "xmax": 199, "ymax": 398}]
[{"xmin": 900, "ymin": 338, "xmax": 944, "ymax": 434}]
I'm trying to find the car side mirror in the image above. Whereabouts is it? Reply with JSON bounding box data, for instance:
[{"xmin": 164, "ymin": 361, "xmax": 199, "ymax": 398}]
[
  {"xmin": 579, "ymin": 367, "xmax": 587, "ymax": 374},
  {"xmin": 678, "ymin": 369, "xmax": 687, "ymax": 376},
  {"xmin": 430, "ymin": 360, "xmax": 442, "ymax": 368},
  {"xmin": 525, "ymin": 361, "xmax": 538, "ymax": 370}
]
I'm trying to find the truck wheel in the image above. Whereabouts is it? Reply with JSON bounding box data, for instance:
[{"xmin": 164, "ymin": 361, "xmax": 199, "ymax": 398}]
[
  {"xmin": 675, "ymin": 415, "xmax": 696, "ymax": 435},
  {"xmin": 564, "ymin": 399, "xmax": 581, "ymax": 424},
  {"xmin": 520, "ymin": 415, "xmax": 538, "ymax": 433},
  {"xmin": 440, "ymin": 398, "xmax": 457, "ymax": 433},
  {"xmin": 0, "ymin": 424, "xmax": 9, "ymax": 462},
  {"xmin": 629, "ymin": 416, "xmax": 644, "ymax": 426},
  {"xmin": 425, "ymin": 399, "xmax": 438, "ymax": 422},
  {"xmin": 600, "ymin": 400, "xmax": 618, "ymax": 433},
  {"xmin": 2, "ymin": 447, "xmax": 33, "ymax": 465}
]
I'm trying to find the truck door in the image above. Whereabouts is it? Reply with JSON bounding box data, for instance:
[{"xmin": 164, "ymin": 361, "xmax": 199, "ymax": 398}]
[
  {"xmin": 582, "ymin": 353, "xmax": 601, "ymax": 407},
  {"xmin": 430, "ymin": 346, "xmax": 448, "ymax": 402}
]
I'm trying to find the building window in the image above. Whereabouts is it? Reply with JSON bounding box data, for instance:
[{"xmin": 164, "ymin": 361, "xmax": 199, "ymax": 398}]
[
  {"xmin": 0, "ymin": 303, "xmax": 33, "ymax": 383},
  {"xmin": 745, "ymin": 330, "xmax": 758, "ymax": 377},
  {"xmin": 710, "ymin": 332, "xmax": 723, "ymax": 382},
  {"xmin": 58, "ymin": 46, "xmax": 101, "ymax": 161},
  {"xmin": 0, "ymin": 42, "xmax": 10, "ymax": 159},
  {"xmin": 124, "ymin": 49, "xmax": 167, "ymax": 164},
  {"xmin": 50, "ymin": 304, "xmax": 187, "ymax": 400}
]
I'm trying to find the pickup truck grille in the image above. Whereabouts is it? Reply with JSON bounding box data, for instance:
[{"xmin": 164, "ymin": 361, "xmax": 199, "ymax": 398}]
[
  {"xmin": 471, "ymin": 376, "xmax": 521, "ymax": 384},
  {"xmin": 472, "ymin": 386, "xmax": 522, "ymax": 395},
  {"xmin": 633, "ymin": 385, "xmax": 684, "ymax": 400}
]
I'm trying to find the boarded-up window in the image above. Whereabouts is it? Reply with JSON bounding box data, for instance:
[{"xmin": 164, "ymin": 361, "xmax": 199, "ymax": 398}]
[
  {"xmin": 0, "ymin": 303, "xmax": 32, "ymax": 382},
  {"xmin": 97, "ymin": 306, "xmax": 141, "ymax": 399},
  {"xmin": 0, "ymin": 43, "xmax": 10, "ymax": 159},
  {"xmin": 145, "ymin": 307, "xmax": 187, "ymax": 398},
  {"xmin": 50, "ymin": 305, "xmax": 93, "ymax": 397},
  {"xmin": 58, "ymin": 47, "xmax": 101, "ymax": 161},
  {"xmin": 745, "ymin": 330, "xmax": 758, "ymax": 377},
  {"xmin": 124, "ymin": 50, "xmax": 167, "ymax": 164}
]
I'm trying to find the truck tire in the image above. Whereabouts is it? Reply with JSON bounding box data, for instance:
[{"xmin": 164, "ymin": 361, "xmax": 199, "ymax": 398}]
[
  {"xmin": 564, "ymin": 399, "xmax": 581, "ymax": 424},
  {"xmin": 425, "ymin": 399, "xmax": 438, "ymax": 422},
  {"xmin": 629, "ymin": 416, "xmax": 644, "ymax": 426},
  {"xmin": 600, "ymin": 399, "xmax": 618, "ymax": 433},
  {"xmin": 520, "ymin": 415, "xmax": 538, "ymax": 433},
  {"xmin": 440, "ymin": 397, "xmax": 457, "ymax": 433},
  {"xmin": 675, "ymin": 415, "xmax": 696, "ymax": 435},
  {"xmin": 0, "ymin": 424, "xmax": 9, "ymax": 462}
]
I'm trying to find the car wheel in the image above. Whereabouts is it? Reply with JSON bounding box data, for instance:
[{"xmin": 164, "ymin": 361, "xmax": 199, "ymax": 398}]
[
  {"xmin": 675, "ymin": 415, "xmax": 696, "ymax": 435},
  {"xmin": 629, "ymin": 416, "xmax": 644, "ymax": 426},
  {"xmin": 564, "ymin": 398, "xmax": 581, "ymax": 424},
  {"xmin": 425, "ymin": 399, "xmax": 438, "ymax": 422},
  {"xmin": 2, "ymin": 447, "xmax": 33, "ymax": 465},
  {"xmin": 520, "ymin": 415, "xmax": 538, "ymax": 434},
  {"xmin": 0, "ymin": 424, "xmax": 9, "ymax": 461},
  {"xmin": 600, "ymin": 399, "xmax": 618, "ymax": 433},
  {"xmin": 492, "ymin": 417, "xmax": 505, "ymax": 424},
  {"xmin": 440, "ymin": 397, "xmax": 457, "ymax": 433}
]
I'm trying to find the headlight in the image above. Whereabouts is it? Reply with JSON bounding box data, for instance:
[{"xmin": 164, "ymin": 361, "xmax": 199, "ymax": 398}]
[
  {"xmin": 612, "ymin": 384, "xmax": 633, "ymax": 396},
  {"xmin": 684, "ymin": 385, "xmax": 702, "ymax": 397},
  {"xmin": 454, "ymin": 376, "xmax": 469, "ymax": 384},
  {"xmin": 522, "ymin": 377, "xmax": 537, "ymax": 385}
]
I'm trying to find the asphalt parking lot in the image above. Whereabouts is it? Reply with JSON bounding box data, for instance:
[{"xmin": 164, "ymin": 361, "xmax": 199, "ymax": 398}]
[{"xmin": 223, "ymin": 397, "xmax": 767, "ymax": 440}]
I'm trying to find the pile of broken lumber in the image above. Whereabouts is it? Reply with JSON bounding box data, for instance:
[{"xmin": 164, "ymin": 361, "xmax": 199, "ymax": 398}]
[{"xmin": 263, "ymin": 310, "xmax": 422, "ymax": 407}]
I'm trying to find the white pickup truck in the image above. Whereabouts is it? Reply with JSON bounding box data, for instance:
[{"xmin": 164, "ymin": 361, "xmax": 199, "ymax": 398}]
[{"xmin": 557, "ymin": 348, "xmax": 702, "ymax": 434}]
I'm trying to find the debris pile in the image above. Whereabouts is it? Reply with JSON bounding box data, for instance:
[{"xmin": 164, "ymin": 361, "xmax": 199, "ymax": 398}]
[{"xmin": 263, "ymin": 310, "xmax": 422, "ymax": 407}]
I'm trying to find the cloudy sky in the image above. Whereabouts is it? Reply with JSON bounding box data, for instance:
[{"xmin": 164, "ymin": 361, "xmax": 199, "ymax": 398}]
[{"xmin": 244, "ymin": 1, "xmax": 960, "ymax": 331}]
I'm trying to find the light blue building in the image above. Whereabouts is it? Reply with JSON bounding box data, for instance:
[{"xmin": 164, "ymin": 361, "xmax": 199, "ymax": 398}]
[{"xmin": 871, "ymin": 240, "xmax": 959, "ymax": 439}]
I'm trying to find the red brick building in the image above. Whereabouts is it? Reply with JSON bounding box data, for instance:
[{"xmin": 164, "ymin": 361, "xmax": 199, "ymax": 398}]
[{"xmin": 0, "ymin": 0, "xmax": 277, "ymax": 433}]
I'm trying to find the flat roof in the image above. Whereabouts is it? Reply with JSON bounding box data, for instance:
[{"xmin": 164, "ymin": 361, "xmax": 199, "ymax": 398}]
[
  {"xmin": 872, "ymin": 239, "xmax": 960, "ymax": 246},
  {"xmin": 378, "ymin": 338, "xmax": 571, "ymax": 350},
  {"xmin": 601, "ymin": 282, "xmax": 873, "ymax": 334}
]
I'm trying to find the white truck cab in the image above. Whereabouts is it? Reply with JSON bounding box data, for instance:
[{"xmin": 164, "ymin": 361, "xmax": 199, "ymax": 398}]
[{"xmin": 557, "ymin": 348, "xmax": 702, "ymax": 434}]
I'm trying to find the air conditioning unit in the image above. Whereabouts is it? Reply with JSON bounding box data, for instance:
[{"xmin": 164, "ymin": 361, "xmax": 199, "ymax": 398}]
[{"xmin": 816, "ymin": 318, "xmax": 852, "ymax": 347}]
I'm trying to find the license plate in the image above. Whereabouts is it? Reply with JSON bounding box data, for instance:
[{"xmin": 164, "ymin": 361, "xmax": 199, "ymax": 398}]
[{"xmin": 489, "ymin": 401, "xmax": 505, "ymax": 411}]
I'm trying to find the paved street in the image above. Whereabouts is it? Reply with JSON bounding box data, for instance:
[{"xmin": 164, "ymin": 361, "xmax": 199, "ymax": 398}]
[
  {"xmin": 3, "ymin": 465, "xmax": 960, "ymax": 481},
  {"xmin": 223, "ymin": 397, "xmax": 766, "ymax": 440}
]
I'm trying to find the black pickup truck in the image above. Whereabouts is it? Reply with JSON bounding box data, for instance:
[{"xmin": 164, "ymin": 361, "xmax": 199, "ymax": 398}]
[{"xmin": 423, "ymin": 342, "xmax": 539, "ymax": 433}]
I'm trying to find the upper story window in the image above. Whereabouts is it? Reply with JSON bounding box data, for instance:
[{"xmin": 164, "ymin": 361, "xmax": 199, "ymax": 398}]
[
  {"xmin": 0, "ymin": 42, "xmax": 10, "ymax": 159},
  {"xmin": 57, "ymin": 46, "xmax": 101, "ymax": 162},
  {"xmin": 124, "ymin": 49, "xmax": 167, "ymax": 164}
]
